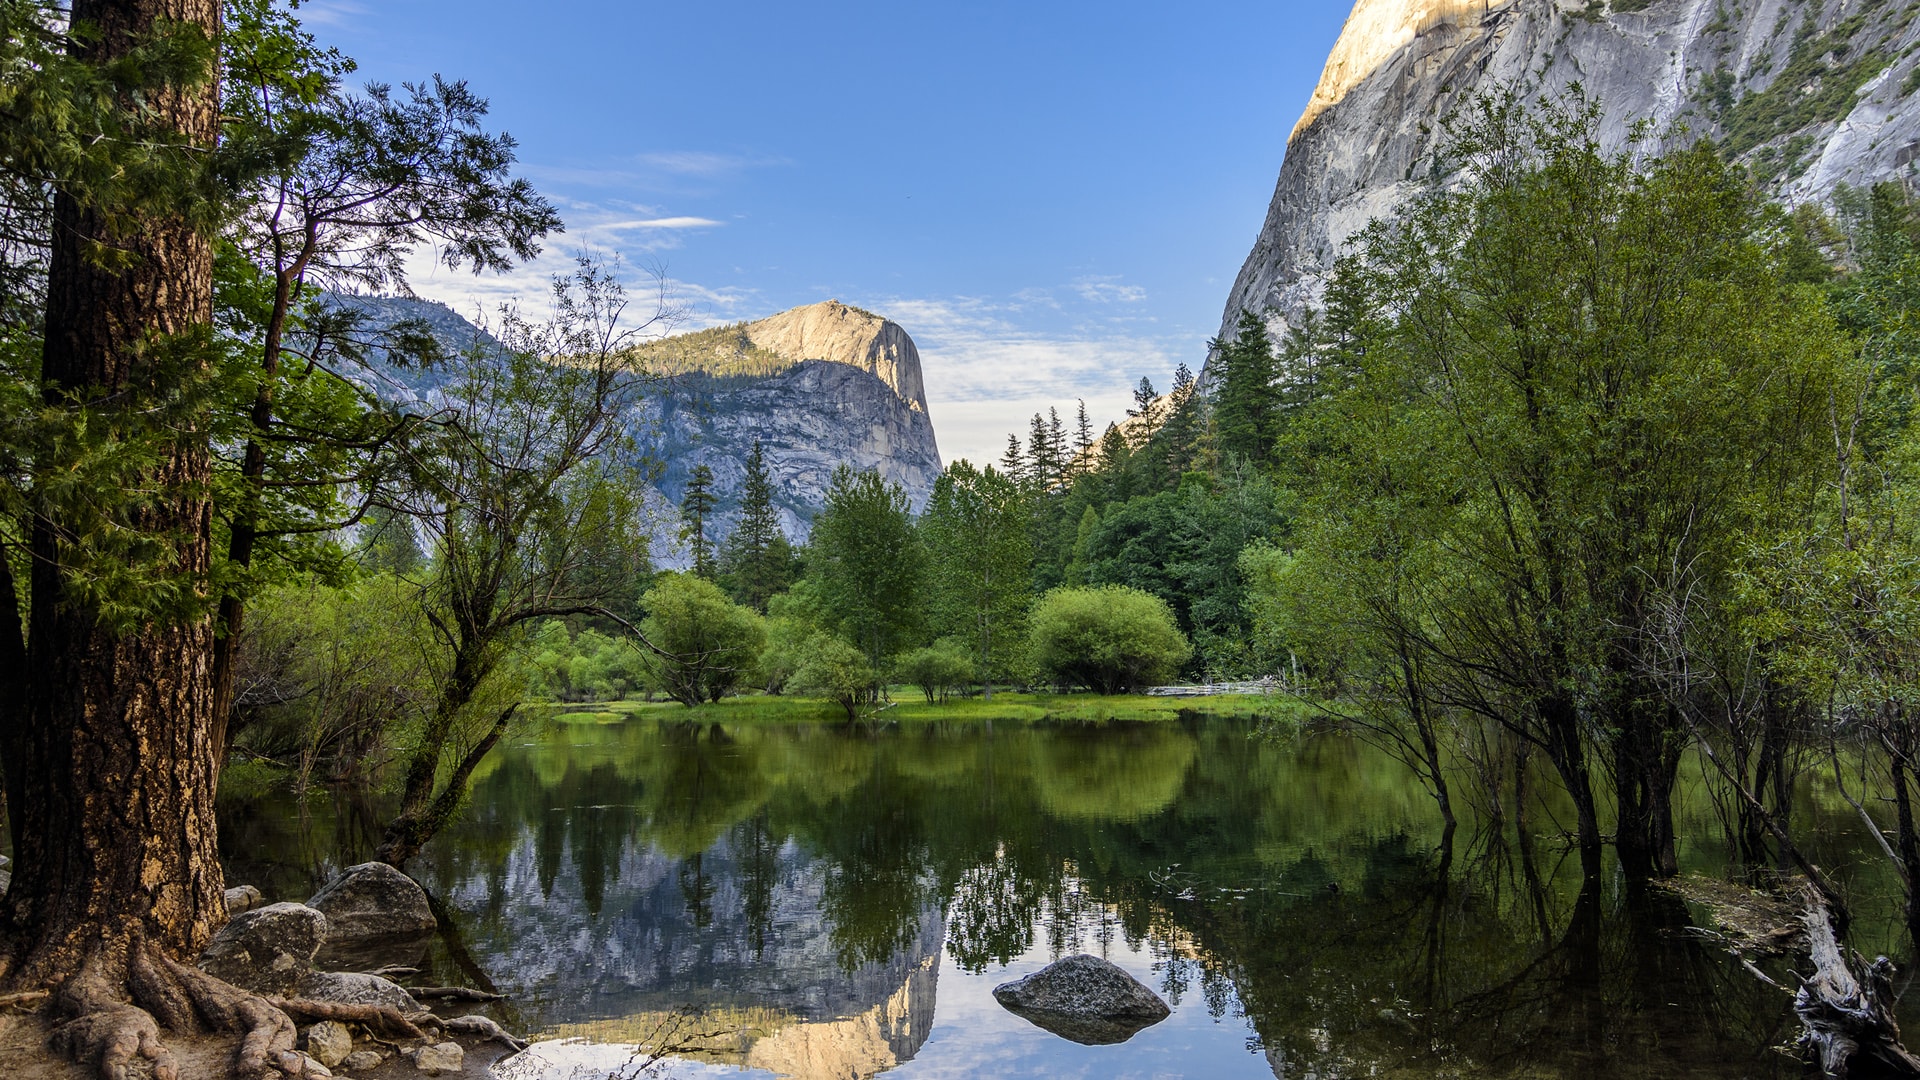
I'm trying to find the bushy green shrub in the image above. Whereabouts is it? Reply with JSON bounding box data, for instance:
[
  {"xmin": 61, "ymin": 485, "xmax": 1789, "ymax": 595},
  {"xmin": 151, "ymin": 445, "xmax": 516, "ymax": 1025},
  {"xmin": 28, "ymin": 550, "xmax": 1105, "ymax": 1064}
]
[
  {"xmin": 1027, "ymin": 585, "xmax": 1191, "ymax": 694},
  {"xmin": 897, "ymin": 638, "xmax": 974, "ymax": 703},
  {"xmin": 789, "ymin": 632, "xmax": 877, "ymax": 722}
]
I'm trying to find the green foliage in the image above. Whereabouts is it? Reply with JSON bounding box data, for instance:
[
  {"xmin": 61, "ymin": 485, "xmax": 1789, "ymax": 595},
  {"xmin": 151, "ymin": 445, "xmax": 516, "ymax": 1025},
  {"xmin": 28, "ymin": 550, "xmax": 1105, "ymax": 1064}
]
[
  {"xmin": 524, "ymin": 620, "xmax": 648, "ymax": 702},
  {"xmin": 232, "ymin": 573, "xmax": 439, "ymax": 788},
  {"xmin": 1717, "ymin": 12, "xmax": 1893, "ymax": 169},
  {"xmin": 921, "ymin": 460, "xmax": 1031, "ymax": 692},
  {"xmin": 721, "ymin": 440, "xmax": 794, "ymax": 609},
  {"xmin": 680, "ymin": 464, "xmax": 717, "ymax": 578},
  {"xmin": 790, "ymin": 632, "xmax": 878, "ymax": 722},
  {"xmin": 1208, "ymin": 311, "xmax": 1280, "ymax": 465},
  {"xmin": 1027, "ymin": 585, "xmax": 1191, "ymax": 694},
  {"xmin": 807, "ymin": 465, "xmax": 924, "ymax": 669},
  {"xmin": 638, "ymin": 572, "xmax": 767, "ymax": 707},
  {"xmin": 1282, "ymin": 90, "xmax": 1854, "ymax": 872},
  {"xmin": 898, "ymin": 638, "xmax": 975, "ymax": 703}
]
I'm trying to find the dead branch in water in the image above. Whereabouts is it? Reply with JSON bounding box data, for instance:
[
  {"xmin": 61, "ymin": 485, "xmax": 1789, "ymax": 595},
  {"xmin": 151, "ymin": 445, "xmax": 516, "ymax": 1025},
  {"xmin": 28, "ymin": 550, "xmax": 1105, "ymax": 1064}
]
[{"xmin": 1793, "ymin": 884, "xmax": 1920, "ymax": 1078}]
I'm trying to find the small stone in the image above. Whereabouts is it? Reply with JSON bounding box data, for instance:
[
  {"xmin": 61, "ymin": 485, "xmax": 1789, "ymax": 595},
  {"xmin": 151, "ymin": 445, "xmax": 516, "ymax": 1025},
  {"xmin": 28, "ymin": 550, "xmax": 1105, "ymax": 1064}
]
[
  {"xmin": 297, "ymin": 971, "xmax": 422, "ymax": 1013},
  {"xmin": 301, "ymin": 1055, "xmax": 333, "ymax": 1078},
  {"xmin": 303, "ymin": 1021, "xmax": 354, "ymax": 1069},
  {"xmin": 340, "ymin": 1050, "xmax": 385, "ymax": 1072},
  {"xmin": 409, "ymin": 1041, "xmax": 464, "ymax": 1075},
  {"xmin": 225, "ymin": 884, "xmax": 264, "ymax": 915},
  {"xmin": 197, "ymin": 903, "xmax": 329, "ymax": 997}
]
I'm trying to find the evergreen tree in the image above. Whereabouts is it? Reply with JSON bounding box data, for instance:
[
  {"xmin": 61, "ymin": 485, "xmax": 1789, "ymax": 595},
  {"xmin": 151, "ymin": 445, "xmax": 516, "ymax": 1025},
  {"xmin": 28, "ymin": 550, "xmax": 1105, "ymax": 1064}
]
[
  {"xmin": 1128, "ymin": 377, "xmax": 1161, "ymax": 444},
  {"xmin": 1159, "ymin": 363, "xmax": 1203, "ymax": 485},
  {"xmin": 680, "ymin": 464, "xmax": 717, "ymax": 578},
  {"xmin": 1048, "ymin": 407, "xmax": 1069, "ymax": 477},
  {"xmin": 1075, "ymin": 399, "xmax": 1095, "ymax": 458},
  {"xmin": 722, "ymin": 441, "xmax": 791, "ymax": 609},
  {"xmin": 1210, "ymin": 309, "xmax": 1280, "ymax": 464},
  {"xmin": 1028, "ymin": 412, "xmax": 1057, "ymax": 488},
  {"xmin": 999, "ymin": 433, "xmax": 1027, "ymax": 485}
]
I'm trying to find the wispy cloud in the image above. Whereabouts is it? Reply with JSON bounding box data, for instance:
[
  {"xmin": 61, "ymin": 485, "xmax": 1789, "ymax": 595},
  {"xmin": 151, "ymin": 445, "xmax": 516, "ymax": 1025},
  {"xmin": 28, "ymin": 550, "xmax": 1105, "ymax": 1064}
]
[
  {"xmin": 1073, "ymin": 275, "xmax": 1148, "ymax": 305},
  {"xmin": 634, "ymin": 151, "xmax": 790, "ymax": 177},
  {"xmin": 867, "ymin": 296, "xmax": 1177, "ymax": 468},
  {"xmin": 602, "ymin": 217, "xmax": 724, "ymax": 231},
  {"xmin": 296, "ymin": 0, "xmax": 367, "ymax": 29}
]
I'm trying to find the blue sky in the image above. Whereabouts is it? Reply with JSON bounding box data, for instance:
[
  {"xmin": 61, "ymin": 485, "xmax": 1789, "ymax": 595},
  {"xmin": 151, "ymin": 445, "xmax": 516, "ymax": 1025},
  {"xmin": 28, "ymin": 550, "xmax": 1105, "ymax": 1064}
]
[{"xmin": 303, "ymin": 1, "xmax": 1352, "ymax": 465}]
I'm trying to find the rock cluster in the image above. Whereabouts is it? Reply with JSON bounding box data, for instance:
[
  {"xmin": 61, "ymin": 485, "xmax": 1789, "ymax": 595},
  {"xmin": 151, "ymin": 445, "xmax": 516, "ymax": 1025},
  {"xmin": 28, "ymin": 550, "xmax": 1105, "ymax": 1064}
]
[{"xmin": 197, "ymin": 868, "xmax": 514, "ymax": 1075}]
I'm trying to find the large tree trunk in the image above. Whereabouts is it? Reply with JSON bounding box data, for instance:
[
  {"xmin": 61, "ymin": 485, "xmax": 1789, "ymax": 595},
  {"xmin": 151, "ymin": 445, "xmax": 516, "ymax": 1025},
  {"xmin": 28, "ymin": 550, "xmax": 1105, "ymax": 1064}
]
[{"xmin": 3, "ymin": 0, "xmax": 226, "ymax": 978}]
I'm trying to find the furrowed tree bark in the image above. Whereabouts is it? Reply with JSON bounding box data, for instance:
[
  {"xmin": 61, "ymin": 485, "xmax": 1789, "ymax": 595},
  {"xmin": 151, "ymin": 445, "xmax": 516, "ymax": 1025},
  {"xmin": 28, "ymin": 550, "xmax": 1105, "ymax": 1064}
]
[
  {"xmin": 0, "ymin": 4, "xmax": 351, "ymax": 1078},
  {"xmin": 4, "ymin": 0, "xmax": 226, "ymax": 976}
]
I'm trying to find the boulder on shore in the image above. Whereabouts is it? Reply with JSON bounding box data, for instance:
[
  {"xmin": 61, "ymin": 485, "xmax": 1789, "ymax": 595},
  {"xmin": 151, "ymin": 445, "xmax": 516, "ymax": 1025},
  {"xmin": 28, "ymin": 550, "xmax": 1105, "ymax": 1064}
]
[
  {"xmin": 991, "ymin": 953, "xmax": 1171, "ymax": 1045},
  {"xmin": 308, "ymin": 862, "xmax": 438, "ymax": 939},
  {"xmin": 225, "ymin": 884, "xmax": 264, "ymax": 915},
  {"xmin": 297, "ymin": 970, "xmax": 423, "ymax": 1013},
  {"xmin": 197, "ymin": 902, "xmax": 329, "ymax": 997},
  {"xmin": 303, "ymin": 1021, "xmax": 354, "ymax": 1069},
  {"xmin": 409, "ymin": 1041, "xmax": 464, "ymax": 1076}
]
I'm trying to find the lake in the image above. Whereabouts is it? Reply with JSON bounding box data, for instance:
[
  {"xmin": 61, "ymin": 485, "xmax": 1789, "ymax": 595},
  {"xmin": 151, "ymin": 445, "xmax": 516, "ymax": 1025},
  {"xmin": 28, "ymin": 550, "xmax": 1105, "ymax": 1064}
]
[{"xmin": 217, "ymin": 712, "xmax": 1912, "ymax": 1080}]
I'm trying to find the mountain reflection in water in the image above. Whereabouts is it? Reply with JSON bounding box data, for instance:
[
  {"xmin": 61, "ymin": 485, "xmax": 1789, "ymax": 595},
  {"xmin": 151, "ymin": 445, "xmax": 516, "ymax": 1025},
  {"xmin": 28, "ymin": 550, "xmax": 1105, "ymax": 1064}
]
[{"xmin": 218, "ymin": 714, "xmax": 1902, "ymax": 1080}]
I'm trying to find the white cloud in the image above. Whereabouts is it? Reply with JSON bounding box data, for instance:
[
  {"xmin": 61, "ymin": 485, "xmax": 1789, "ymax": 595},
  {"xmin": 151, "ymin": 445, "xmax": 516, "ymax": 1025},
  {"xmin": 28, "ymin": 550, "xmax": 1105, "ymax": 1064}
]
[
  {"xmin": 1072, "ymin": 275, "xmax": 1148, "ymax": 305},
  {"xmin": 602, "ymin": 217, "xmax": 724, "ymax": 231},
  {"xmin": 296, "ymin": 0, "xmax": 367, "ymax": 28},
  {"xmin": 868, "ymin": 296, "xmax": 1177, "ymax": 468}
]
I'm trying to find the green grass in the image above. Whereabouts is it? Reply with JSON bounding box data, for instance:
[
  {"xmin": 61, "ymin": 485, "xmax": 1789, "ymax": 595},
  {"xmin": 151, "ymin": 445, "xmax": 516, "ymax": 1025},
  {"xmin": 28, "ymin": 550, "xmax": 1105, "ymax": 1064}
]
[{"xmin": 534, "ymin": 691, "xmax": 1313, "ymax": 728}]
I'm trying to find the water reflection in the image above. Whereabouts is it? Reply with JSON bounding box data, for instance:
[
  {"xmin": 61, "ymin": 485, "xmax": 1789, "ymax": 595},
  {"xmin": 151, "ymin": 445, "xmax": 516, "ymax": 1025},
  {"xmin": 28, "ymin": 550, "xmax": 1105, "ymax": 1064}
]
[{"xmin": 217, "ymin": 715, "xmax": 1892, "ymax": 1079}]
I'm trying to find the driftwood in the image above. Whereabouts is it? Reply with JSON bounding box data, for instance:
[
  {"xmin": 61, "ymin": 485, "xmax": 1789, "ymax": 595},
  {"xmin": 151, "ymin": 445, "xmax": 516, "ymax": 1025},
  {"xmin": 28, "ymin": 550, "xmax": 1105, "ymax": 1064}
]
[
  {"xmin": 409, "ymin": 985, "xmax": 506, "ymax": 1002},
  {"xmin": 1793, "ymin": 884, "xmax": 1920, "ymax": 1078}
]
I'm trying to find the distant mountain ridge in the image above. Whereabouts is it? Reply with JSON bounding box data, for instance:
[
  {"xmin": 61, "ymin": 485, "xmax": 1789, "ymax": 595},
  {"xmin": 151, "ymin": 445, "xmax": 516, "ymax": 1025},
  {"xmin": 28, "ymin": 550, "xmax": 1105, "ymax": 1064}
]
[{"xmin": 330, "ymin": 295, "xmax": 943, "ymax": 551}]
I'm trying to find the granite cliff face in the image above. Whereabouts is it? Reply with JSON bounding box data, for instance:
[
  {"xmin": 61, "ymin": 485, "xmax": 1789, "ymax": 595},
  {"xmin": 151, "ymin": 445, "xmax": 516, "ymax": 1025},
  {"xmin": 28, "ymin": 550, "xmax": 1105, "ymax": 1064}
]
[
  {"xmin": 331, "ymin": 296, "xmax": 942, "ymax": 548},
  {"xmin": 1223, "ymin": 0, "xmax": 1920, "ymax": 341},
  {"xmin": 641, "ymin": 300, "xmax": 942, "ymax": 545}
]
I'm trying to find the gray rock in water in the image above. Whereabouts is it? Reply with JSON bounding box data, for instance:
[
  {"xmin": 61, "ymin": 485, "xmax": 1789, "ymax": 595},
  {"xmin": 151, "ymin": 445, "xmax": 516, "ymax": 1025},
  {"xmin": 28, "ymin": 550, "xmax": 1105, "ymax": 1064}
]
[
  {"xmin": 991, "ymin": 953, "xmax": 1171, "ymax": 1045},
  {"xmin": 308, "ymin": 862, "xmax": 438, "ymax": 940},
  {"xmin": 297, "ymin": 971, "xmax": 422, "ymax": 1013},
  {"xmin": 303, "ymin": 1021, "xmax": 354, "ymax": 1069},
  {"xmin": 198, "ymin": 902, "xmax": 329, "ymax": 997},
  {"xmin": 225, "ymin": 884, "xmax": 264, "ymax": 916},
  {"xmin": 409, "ymin": 1041, "xmax": 464, "ymax": 1076}
]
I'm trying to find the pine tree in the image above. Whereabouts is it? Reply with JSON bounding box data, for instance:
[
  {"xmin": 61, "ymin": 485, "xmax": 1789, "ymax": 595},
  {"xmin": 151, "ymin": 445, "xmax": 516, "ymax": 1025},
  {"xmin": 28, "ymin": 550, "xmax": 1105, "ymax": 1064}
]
[
  {"xmin": 722, "ymin": 440, "xmax": 790, "ymax": 609},
  {"xmin": 1128, "ymin": 377, "xmax": 1161, "ymax": 444},
  {"xmin": 1000, "ymin": 433, "xmax": 1027, "ymax": 485},
  {"xmin": 1076, "ymin": 399, "xmax": 1095, "ymax": 457},
  {"xmin": 1210, "ymin": 310, "xmax": 1280, "ymax": 464},
  {"xmin": 681, "ymin": 465, "xmax": 717, "ymax": 578},
  {"xmin": 1048, "ymin": 407, "xmax": 1069, "ymax": 477},
  {"xmin": 1160, "ymin": 364, "xmax": 1203, "ymax": 485},
  {"xmin": 1028, "ymin": 412, "xmax": 1056, "ymax": 487}
]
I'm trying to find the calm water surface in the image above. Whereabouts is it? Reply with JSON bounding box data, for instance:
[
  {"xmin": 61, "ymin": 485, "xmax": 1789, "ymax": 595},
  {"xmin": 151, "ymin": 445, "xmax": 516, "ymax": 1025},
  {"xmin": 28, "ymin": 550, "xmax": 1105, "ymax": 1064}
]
[{"xmin": 218, "ymin": 714, "xmax": 1909, "ymax": 1080}]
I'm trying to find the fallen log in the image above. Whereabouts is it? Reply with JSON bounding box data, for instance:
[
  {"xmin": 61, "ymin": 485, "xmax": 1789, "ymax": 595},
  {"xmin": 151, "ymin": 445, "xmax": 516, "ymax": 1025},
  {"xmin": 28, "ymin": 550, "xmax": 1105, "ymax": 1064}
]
[{"xmin": 1793, "ymin": 884, "xmax": 1920, "ymax": 1078}]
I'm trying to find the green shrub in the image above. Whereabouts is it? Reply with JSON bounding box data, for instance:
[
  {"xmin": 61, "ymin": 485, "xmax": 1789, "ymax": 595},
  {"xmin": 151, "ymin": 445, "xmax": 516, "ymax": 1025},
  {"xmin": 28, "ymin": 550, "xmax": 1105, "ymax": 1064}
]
[
  {"xmin": 789, "ymin": 632, "xmax": 877, "ymax": 722},
  {"xmin": 897, "ymin": 638, "xmax": 974, "ymax": 703},
  {"xmin": 1027, "ymin": 586, "xmax": 1191, "ymax": 694}
]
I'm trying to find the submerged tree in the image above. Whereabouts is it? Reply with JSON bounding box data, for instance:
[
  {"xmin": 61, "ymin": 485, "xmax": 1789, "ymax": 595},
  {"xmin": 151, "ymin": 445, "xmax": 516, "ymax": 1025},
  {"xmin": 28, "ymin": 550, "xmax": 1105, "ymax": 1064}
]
[{"xmin": 1284, "ymin": 91, "xmax": 1849, "ymax": 880}]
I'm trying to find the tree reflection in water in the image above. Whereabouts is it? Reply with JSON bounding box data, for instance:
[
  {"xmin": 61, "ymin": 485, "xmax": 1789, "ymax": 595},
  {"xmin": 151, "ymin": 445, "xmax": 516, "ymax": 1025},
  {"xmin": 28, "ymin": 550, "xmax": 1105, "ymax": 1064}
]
[{"xmin": 218, "ymin": 715, "xmax": 1883, "ymax": 1079}]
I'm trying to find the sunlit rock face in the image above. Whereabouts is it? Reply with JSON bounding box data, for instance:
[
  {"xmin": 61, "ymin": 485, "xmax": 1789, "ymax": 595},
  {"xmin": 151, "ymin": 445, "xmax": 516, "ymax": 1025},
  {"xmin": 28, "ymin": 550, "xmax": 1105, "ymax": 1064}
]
[
  {"xmin": 1223, "ymin": 0, "xmax": 1920, "ymax": 344},
  {"xmin": 330, "ymin": 295, "xmax": 943, "ymax": 546}
]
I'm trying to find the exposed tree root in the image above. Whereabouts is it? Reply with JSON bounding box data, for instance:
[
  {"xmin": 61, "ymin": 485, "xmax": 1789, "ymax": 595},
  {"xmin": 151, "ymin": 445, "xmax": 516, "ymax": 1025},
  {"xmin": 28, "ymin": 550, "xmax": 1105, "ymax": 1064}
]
[
  {"xmin": 0, "ymin": 989, "xmax": 50, "ymax": 1011},
  {"xmin": 410, "ymin": 985, "xmax": 506, "ymax": 1002},
  {"xmin": 269, "ymin": 996, "xmax": 432, "ymax": 1041}
]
